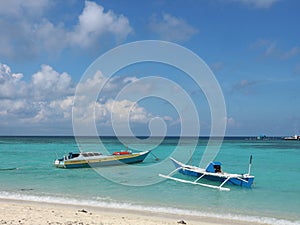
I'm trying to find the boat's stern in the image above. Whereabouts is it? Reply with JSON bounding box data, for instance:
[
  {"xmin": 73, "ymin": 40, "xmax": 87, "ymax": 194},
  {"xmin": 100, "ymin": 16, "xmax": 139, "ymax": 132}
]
[
  {"xmin": 244, "ymin": 175, "xmax": 255, "ymax": 187},
  {"xmin": 242, "ymin": 174, "xmax": 255, "ymax": 187},
  {"xmin": 229, "ymin": 174, "xmax": 255, "ymax": 188}
]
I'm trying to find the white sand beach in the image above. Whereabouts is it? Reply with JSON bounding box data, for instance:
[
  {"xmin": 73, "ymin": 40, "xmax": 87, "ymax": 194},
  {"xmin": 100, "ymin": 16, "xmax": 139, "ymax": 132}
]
[{"xmin": 0, "ymin": 198, "xmax": 265, "ymax": 225}]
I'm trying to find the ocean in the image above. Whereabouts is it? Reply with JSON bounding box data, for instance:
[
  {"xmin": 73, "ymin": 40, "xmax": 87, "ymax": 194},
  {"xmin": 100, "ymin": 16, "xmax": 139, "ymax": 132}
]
[{"xmin": 0, "ymin": 136, "xmax": 299, "ymax": 225}]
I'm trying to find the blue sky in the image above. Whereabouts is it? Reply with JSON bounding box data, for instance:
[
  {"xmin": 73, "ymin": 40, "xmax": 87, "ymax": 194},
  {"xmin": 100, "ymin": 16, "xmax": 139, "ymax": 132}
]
[{"xmin": 0, "ymin": 0, "xmax": 299, "ymax": 136}]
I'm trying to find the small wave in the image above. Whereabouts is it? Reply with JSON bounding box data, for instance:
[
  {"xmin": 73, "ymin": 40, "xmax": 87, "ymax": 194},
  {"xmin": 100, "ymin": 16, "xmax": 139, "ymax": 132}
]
[{"xmin": 0, "ymin": 191, "xmax": 298, "ymax": 225}]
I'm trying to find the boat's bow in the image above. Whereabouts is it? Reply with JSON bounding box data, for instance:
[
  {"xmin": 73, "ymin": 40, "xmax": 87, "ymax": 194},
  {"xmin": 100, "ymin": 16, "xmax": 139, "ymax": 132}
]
[{"xmin": 54, "ymin": 158, "xmax": 66, "ymax": 168}]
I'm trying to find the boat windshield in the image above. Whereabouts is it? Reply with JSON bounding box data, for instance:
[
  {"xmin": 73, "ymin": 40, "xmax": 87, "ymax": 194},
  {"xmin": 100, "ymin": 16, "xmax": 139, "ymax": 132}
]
[
  {"xmin": 81, "ymin": 152, "xmax": 102, "ymax": 157},
  {"xmin": 68, "ymin": 153, "xmax": 80, "ymax": 159}
]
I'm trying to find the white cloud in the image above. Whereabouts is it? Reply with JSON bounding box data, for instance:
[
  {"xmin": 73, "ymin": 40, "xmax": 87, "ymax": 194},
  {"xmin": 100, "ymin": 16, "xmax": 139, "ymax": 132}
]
[
  {"xmin": 230, "ymin": 0, "xmax": 280, "ymax": 9},
  {"xmin": 31, "ymin": 64, "xmax": 73, "ymax": 101},
  {"xmin": 34, "ymin": 19, "xmax": 69, "ymax": 54},
  {"xmin": 69, "ymin": 1, "xmax": 132, "ymax": 48},
  {"xmin": 149, "ymin": 13, "xmax": 198, "ymax": 42},
  {"xmin": 231, "ymin": 79, "xmax": 259, "ymax": 95},
  {"xmin": 294, "ymin": 62, "xmax": 300, "ymax": 75},
  {"xmin": 0, "ymin": 63, "xmax": 74, "ymax": 123},
  {"xmin": 73, "ymin": 72, "xmax": 154, "ymax": 127},
  {"xmin": 210, "ymin": 62, "xmax": 224, "ymax": 72},
  {"xmin": 0, "ymin": 0, "xmax": 56, "ymax": 59},
  {"xmin": 226, "ymin": 116, "xmax": 240, "ymax": 128},
  {"xmin": 251, "ymin": 39, "xmax": 299, "ymax": 60},
  {"xmin": 49, "ymin": 97, "xmax": 74, "ymax": 119},
  {"xmin": 281, "ymin": 46, "xmax": 300, "ymax": 60},
  {"xmin": 105, "ymin": 99, "xmax": 150, "ymax": 123},
  {"xmin": 0, "ymin": 63, "xmax": 26, "ymax": 99},
  {"xmin": 0, "ymin": 0, "xmax": 50, "ymax": 18},
  {"xmin": 0, "ymin": 1, "xmax": 132, "ymax": 59}
]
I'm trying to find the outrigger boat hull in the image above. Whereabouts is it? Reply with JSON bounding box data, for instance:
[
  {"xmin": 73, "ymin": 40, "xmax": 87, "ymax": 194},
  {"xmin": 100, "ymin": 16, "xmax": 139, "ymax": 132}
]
[
  {"xmin": 159, "ymin": 157, "xmax": 254, "ymax": 191},
  {"xmin": 55, "ymin": 150, "xmax": 150, "ymax": 169},
  {"xmin": 171, "ymin": 158, "xmax": 254, "ymax": 188}
]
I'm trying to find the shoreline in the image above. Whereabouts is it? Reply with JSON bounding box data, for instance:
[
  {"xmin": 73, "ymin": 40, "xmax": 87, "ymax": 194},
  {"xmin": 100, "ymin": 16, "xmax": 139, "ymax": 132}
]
[{"xmin": 0, "ymin": 198, "xmax": 265, "ymax": 225}]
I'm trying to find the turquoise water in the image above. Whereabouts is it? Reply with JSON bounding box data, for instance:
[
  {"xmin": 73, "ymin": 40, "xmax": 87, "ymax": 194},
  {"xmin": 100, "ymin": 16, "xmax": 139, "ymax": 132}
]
[{"xmin": 0, "ymin": 136, "xmax": 299, "ymax": 224}]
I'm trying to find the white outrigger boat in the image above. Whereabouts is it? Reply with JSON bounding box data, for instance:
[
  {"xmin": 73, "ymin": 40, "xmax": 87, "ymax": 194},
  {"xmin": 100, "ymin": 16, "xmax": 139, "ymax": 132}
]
[
  {"xmin": 159, "ymin": 156, "xmax": 254, "ymax": 191},
  {"xmin": 55, "ymin": 150, "xmax": 151, "ymax": 169}
]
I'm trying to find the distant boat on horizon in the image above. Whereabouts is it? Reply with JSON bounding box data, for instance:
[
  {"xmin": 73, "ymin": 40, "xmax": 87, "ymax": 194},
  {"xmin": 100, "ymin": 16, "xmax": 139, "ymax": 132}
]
[
  {"xmin": 283, "ymin": 135, "xmax": 300, "ymax": 141},
  {"xmin": 256, "ymin": 134, "xmax": 268, "ymax": 140}
]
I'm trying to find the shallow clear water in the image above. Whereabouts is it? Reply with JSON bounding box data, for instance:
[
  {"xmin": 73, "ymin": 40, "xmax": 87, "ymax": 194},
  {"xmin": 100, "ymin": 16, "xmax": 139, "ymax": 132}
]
[{"xmin": 0, "ymin": 136, "xmax": 299, "ymax": 224}]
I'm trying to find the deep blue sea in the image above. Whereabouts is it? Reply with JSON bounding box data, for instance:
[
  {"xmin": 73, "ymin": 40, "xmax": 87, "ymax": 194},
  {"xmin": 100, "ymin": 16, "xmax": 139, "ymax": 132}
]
[{"xmin": 0, "ymin": 136, "xmax": 299, "ymax": 225}]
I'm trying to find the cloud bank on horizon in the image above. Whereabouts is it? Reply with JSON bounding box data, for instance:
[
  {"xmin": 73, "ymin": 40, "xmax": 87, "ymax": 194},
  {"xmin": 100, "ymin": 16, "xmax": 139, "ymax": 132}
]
[
  {"xmin": 0, "ymin": 0, "xmax": 299, "ymax": 136},
  {"xmin": 0, "ymin": 63, "xmax": 161, "ymax": 135}
]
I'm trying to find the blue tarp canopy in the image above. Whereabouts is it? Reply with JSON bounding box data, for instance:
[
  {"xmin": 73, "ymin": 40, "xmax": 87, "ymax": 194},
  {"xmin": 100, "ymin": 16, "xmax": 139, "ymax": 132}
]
[{"xmin": 205, "ymin": 162, "xmax": 222, "ymax": 173}]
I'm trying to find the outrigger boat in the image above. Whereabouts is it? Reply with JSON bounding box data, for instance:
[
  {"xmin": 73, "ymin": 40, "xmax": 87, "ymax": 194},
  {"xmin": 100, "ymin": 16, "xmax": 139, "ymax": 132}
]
[
  {"xmin": 54, "ymin": 150, "xmax": 151, "ymax": 169},
  {"xmin": 159, "ymin": 156, "xmax": 254, "ymax": 191}
]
